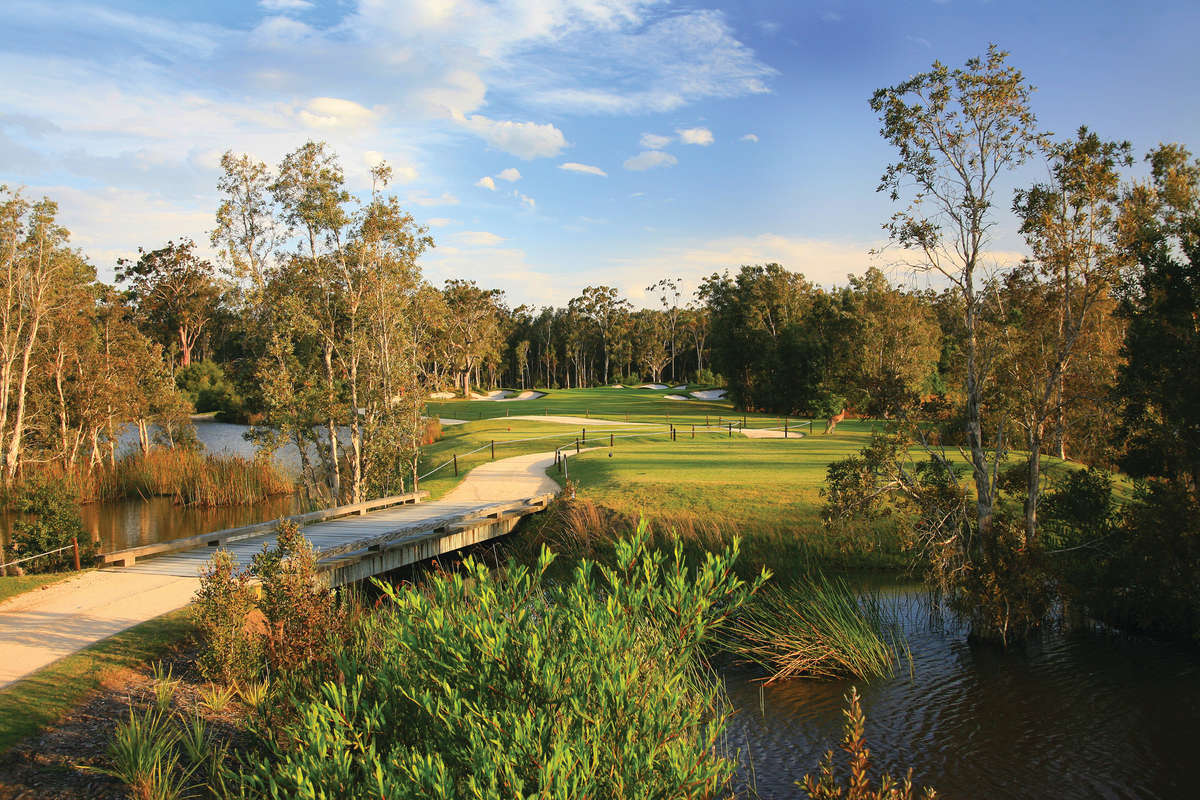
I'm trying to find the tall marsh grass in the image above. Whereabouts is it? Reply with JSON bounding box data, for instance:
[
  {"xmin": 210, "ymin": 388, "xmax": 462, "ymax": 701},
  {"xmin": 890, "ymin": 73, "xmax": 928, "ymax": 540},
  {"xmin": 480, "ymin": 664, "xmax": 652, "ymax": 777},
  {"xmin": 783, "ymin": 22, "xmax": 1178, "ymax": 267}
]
[
  {"xmin": 13, "ymin": 448, "xmax": 293, "ymax": 507},
  {"xmin": 721, "ymin": 576, "xmax": 910, "ymax": 682}
]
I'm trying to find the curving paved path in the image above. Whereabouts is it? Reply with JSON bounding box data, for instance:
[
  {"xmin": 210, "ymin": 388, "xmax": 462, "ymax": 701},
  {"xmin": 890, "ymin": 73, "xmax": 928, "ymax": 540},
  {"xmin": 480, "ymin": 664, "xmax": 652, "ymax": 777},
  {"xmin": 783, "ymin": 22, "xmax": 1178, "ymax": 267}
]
[{"xmin": 0, "ymin": 450, "xmax": 571, "ymax": 690}]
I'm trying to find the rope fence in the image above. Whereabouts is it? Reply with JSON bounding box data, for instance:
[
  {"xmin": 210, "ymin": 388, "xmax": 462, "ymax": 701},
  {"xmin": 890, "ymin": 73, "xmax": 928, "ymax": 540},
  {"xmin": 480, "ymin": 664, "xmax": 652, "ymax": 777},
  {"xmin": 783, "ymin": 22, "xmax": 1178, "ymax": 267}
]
[
  {"xmin": 0, "ymin": 537, "xmax": 82, "ymax": 573},
  {"xmin": 418, "ymin": 415, "xmax": 814, "ymax": 486}
]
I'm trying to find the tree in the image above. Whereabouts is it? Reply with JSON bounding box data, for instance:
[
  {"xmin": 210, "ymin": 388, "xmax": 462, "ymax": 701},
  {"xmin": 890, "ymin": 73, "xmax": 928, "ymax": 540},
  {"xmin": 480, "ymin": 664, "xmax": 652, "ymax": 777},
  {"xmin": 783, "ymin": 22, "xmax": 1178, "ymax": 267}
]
[
  {"xmin": 1114, "ymin": 144, "xmax": 1200, "ymax": 493},
  {"xmin": 574, "ymin": 286, "xmax": 629, "ymax": 385},
  {"xmin": 116, "ymin": 238, "xmax": 221, "ymax": 367},
  {"xmin": 648, "ymin": 277, "xmax": 683, "ymax": 381},
  {"xmin": 1008, "ymin": 128, "xmax": 1132, "ymax": 539},
  {"xmin": 870, "ymin": 44, "xmax": 1040, "ymax": 560},
  {"xmin": 442, "ymin": 280, "xmax": 505, "ymax": 396}
]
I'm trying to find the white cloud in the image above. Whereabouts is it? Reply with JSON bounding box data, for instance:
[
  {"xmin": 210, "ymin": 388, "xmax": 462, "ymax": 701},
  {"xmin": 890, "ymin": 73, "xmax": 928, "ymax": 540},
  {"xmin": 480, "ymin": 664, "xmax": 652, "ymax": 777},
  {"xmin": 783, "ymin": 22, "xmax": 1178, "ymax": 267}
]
[
  {"xmin": 677, "ymin": 126, "xmax": 713, "ymax": 146},
  {"xmin": 297, "ymin": 97, "xmax": 377, "ymax": 129},
  {"xmin": 425, "ymin": 217, "xmax": 455, "ymax": 227},
  {"xmin": 640, "ymin": 132, "xmax": 672, "ymax": 149},
  {"xmin": 496, "ymin": 167, "xmax": 521, "ymax": 182},
  {"xmin": 740, "ymin": 133, "xmax": 759, "ymax": 143},
  {"xmin": 475, "ymin": 176, "xmax": 497, "ymax": 190},
  {"xmin": 623, "ymin": 150, "xmax": 677, "ymax": 171},
  {"xmin": 454, "ymin": 230, "xmax": 506, "ymax": 247},
  {"xmin": 456, "ymin": 114, "xmax": 567, "ymax": 159},
  {"xmin": 513, "ymin": 189, "xmax": 536, "ymax": 210},
  {"xmin": 260, "ymin": 0, "xmax": 313, "ymax": 11},
  {"xmin": 559, "ymin": 162, "xmax": 608, "ymax": 177}
]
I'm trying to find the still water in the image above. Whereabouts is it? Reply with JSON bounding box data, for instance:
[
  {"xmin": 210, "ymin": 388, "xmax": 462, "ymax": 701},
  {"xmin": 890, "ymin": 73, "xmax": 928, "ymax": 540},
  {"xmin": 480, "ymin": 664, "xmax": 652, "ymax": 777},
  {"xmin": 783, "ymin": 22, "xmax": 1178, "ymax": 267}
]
[
  {"xmin": 1, "ymin": 420, "xmax": 303, "ymax": 554},
  {"xmin": 723, "ymin": 586, "xmax": 1199, "ymax": 800}
]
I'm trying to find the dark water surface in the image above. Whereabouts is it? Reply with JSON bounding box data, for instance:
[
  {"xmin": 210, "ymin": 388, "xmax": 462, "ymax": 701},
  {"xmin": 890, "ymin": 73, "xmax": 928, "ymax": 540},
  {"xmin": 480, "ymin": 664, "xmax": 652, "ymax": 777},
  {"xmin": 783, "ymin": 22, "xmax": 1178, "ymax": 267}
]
[{"xmin": 723, "ymin": 587, "xmax": 1200, "ymax": 800}]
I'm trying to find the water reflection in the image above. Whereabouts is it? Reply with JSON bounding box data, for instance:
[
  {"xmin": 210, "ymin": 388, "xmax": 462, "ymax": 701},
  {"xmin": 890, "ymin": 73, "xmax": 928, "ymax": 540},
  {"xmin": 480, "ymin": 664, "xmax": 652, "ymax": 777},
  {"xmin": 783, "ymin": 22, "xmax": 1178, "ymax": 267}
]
[{"xmin": 723, "ymin": 586, "xmax": 1200, "ymax": 800}]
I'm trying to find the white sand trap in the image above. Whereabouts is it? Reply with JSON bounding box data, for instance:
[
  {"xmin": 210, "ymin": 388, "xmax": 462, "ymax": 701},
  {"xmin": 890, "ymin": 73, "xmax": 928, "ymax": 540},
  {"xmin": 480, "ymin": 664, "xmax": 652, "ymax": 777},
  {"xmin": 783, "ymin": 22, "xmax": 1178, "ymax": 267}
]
[
  {"xmin": 610, "ymin": 384, "xmax": 626, "ymax": 389},
  {"xmin": 507, "ymin": 415, "xmax": 659, "ymax": 427},
  {"xmin": 741, "ymin": 428, "xmax": 805, "ymax": 439},
  {"xmin": 470, "ymin": 390, "xmax": 514, "ymax": 400},
  {"xmin": 663, "ymin": 394, "xmax": 690, "ymax": 400},
  {"xmin": 429, "ymin": 391, "xmax": 456, "ymax": 399},
  {"xmin": 638, "ymin": 383, "xmax": 668, "ymax": 389},
  {"xmin": 438, "ymin": 418, "xmax": 468, "ymax": 425},
  {"xmin": 690, "ymin": 389, "xmax": 727, "ymax": 400},
  {"xmin": 670, "ymin": 385, "xmax": 687, "ymax": 391},
  {"xmin": 497, "ymin": 390, "xmax": 546, "ymax": 401}
]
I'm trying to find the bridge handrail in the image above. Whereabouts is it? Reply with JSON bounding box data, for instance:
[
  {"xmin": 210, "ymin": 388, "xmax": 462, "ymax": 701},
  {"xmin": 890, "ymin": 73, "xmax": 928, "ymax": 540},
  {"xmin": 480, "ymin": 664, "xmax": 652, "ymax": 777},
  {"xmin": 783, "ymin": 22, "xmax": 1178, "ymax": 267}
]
[{"xmin": 98, "ymin": 490, "xmax": 429, "ymax": 566}]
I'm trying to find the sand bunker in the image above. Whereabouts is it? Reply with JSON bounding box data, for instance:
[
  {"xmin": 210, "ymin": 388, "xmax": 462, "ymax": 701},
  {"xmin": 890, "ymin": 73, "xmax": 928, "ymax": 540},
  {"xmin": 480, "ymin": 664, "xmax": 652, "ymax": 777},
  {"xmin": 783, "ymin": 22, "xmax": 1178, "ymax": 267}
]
[
  {"xmin": 469, "ymin": 389, "xmax": 514, "ymax": 400},
  {"xmin": 741, "ymin": 428, "xmax": 805, "ymax": 439},
  {"xmin": 507, "ymin": 415, "xmax": 658, "ymax": 427},
  {"xmin": 438, "ymin": 418, "xmax": 467, "ymax": 426},
  {"xmin": 638, "ymin": 383, "xmax": 668, "ymax": 389},
  {"xmin": 496, "ymin": 390, "xmax": 546, "ymax": 401},
  {"xmin": 429, "ymin": 391, "xmax": 456, "ymax": 399},
  {"xmin": 663, "ymin": 394, "xmax": 690, "ymax": 400},
  {"xmin": 690, "ymin": 389, "xmax": 727, "ymax": 400}
]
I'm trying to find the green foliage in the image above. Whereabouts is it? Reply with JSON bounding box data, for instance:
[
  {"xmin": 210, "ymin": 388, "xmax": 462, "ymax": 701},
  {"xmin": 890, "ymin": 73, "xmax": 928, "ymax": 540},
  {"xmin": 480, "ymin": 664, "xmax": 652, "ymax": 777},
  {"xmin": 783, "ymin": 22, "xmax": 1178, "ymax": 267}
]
[
  {"xmin": 192, "ymin": 549, "xmax": 262, "ymax": 684},
  {"xmin": 230, "ymin": 523, "xmax": 766, "ymax": 799},
  {"xmin": 8, "ymin": 483, "xmax": 90, "ymax": 573},
  {"xmin": 95, "ymin": 704, "xmax": 198, "ymax": 800},
  {"xmin": 175, "ymin": 359, "xmax": 247, "ymax": 421},
  {"xmin": 250, "ymin": 519, "xmax": 347, "ymax": 676},
  {"xmin": 801, "ymin": 687, "xmax": 936, "ymax": 800}
]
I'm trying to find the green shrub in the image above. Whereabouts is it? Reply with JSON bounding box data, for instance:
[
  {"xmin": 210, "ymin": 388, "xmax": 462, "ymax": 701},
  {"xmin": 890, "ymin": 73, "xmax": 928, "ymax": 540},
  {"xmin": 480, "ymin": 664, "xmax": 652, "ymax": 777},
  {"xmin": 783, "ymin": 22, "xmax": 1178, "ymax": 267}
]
[
  {"xmin": 250, "ymin": 519, "xmax": 347, "ymax": 676},
  {"xmin": 231, "ymin": 522, "xmax": 766, "ymax": 799},
  {"xmin": 96, "ymin": 704, "xmax": 198, "ymax": 800},
  {"xmin": 192, "ymin": 549, "xmax": 262, "ymax": 684},
  {"xmin": 8, "ymin": 483, "xmax": 90, "ymax": 573},
  {"xmin": 175, "ymin": 359, "xmax": 248, "ymax": 421}
]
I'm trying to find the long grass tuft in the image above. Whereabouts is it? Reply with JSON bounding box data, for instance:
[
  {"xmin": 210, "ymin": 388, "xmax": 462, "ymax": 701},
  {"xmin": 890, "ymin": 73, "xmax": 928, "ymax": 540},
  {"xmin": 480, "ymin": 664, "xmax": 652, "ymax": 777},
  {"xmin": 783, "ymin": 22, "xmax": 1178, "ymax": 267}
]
[
  {"xmin": 11, "ymin": 449, "xmax": 293, "ymax": 507},
  {"xmin": 721, "ymin": 575, "xmax": 910, "ymax": 682},
  {"xmin": 95, "ymin": 704, "xmax": 198, "ymax": 800}
]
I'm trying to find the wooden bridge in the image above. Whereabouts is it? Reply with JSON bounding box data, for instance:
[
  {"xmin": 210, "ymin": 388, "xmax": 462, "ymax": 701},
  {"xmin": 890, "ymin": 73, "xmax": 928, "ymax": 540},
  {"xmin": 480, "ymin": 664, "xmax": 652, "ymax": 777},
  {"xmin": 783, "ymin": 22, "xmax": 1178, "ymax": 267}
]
[
  {"xmin": 0, "ymin": 450, "xmax": 566, "ymax": 688},
  {"xmin": 98, "ymin": 489, "xmax": 553, "ymax": 586}
]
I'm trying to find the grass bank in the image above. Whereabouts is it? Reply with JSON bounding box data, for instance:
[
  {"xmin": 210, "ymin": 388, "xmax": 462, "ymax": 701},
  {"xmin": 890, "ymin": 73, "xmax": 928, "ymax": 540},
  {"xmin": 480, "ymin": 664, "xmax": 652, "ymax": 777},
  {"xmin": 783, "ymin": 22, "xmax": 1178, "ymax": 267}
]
[{"xmin": 0, "ymin": 609, "xmax": 195, "ymax": 754}]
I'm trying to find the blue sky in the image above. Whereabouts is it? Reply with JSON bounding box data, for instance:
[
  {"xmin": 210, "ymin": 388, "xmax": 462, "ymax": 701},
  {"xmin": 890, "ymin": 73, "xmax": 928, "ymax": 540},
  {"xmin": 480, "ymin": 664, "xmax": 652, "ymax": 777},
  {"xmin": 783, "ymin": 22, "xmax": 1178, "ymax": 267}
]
[{"xmin": 2, "ymin": 0, "xmax": 1198, "ymax": 306}]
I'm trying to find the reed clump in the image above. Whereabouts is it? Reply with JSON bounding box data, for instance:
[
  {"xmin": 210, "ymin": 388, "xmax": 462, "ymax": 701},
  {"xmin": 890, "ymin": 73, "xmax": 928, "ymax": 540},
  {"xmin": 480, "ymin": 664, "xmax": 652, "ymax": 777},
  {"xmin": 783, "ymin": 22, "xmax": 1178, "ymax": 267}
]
[
  {"xmin": 721, "ymin": 575, "xmax": 909, "ymax": 682},
  {"xmin": 15, "ymin": 449, "xmax": 293, "ymax": 507}
]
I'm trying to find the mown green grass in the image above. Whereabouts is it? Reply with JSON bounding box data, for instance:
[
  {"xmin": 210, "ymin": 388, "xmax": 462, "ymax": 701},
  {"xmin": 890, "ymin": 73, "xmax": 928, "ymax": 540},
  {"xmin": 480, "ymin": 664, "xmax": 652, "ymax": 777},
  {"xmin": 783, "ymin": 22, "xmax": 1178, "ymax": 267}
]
[
  {"xmin": 0, "ymin": 572, "xmax": 76, "ymax": 604},
  {"xmin": 0, "ymin": 609, "xmax": 195, "ymax": 753},
  {"xmin": 426, "ymin": 385, "xmax": 801, "ymax": 427}
]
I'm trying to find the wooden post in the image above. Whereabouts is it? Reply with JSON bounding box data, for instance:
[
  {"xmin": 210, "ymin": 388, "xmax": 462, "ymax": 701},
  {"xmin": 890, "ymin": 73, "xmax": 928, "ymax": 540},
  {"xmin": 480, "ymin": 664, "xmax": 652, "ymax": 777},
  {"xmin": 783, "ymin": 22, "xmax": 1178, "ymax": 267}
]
[
  {"xmin": 73, "ymin": 537, "xmax": 81, "ymax": 571},
  {"xmin": 706, "ymin": 414, "xmax": 709, "ymax": 426},
  {"xmin": 809, "ymin": 420, "xmax": 813, "ymax": 436},
  {"xmin": 490, "ymin": 440, "xmax": 495, "ymax": 460},
  {"xmin": 728, "ymin": 422, "xmax": 732, "ymax": 438},
  {"xmin": 557, "ymin": 451, "xmax": 563, "ymax": 474},
  {"xmin": 453, "ymin": 454, "xmax": 458, "ymax": 476},
  {"xmin": 610, "ymin": 433, "xmax": 614, "ymax": 448},
  {"xmin": 743, "ymin": 414, "xmax": 746, "ymax": 428},
  {"xmin": 575, "ymin": 438, "xmax": 580, "ymax": 454},
  {"xmin": 691, "ymin": 424, "xmax": 695, "ymax": 439},
  {"xmin": 0, "ymin": 543, "xmax": 7, "ymax": 577},
  {"xmin": 784, "ymin": 416, "xmax": 788, "ymax": 438}
]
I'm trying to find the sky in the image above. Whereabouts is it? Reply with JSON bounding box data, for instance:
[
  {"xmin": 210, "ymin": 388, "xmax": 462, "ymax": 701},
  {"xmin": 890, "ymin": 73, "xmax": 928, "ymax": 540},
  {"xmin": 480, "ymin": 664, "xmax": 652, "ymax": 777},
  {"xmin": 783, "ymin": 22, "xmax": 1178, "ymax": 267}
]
[{"xmin": 2, "ymin": 0, "xmax": 1198, "ymax": 307}]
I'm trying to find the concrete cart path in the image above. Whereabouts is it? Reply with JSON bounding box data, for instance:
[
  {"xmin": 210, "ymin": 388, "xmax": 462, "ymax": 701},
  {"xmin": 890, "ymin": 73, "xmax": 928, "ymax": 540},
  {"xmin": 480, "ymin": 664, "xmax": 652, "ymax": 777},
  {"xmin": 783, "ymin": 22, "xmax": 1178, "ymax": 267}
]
[{"xmin": 0, "ymin": 449, "xmax": 568, "ymax": 690}]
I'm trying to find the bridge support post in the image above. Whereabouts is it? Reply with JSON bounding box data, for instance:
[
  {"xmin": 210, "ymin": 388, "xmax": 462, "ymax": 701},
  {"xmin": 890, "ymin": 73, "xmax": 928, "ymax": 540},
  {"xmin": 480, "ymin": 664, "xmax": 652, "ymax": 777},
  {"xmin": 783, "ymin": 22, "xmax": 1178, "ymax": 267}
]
[{"xmin": 454, "ymin": 454, "xmax": 458, "ymax": 477}]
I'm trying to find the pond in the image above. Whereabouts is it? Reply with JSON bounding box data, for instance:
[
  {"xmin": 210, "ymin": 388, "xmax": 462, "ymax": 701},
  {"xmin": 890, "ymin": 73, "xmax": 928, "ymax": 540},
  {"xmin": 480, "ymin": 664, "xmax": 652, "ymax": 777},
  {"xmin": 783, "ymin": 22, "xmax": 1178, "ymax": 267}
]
[
  {"xmin": 723, "ymin": 585, "xmax": 1199, "ymax": 800},
  {"xmin": 1, "ymin": 420, "xmax": 302, "ymax": 554}
]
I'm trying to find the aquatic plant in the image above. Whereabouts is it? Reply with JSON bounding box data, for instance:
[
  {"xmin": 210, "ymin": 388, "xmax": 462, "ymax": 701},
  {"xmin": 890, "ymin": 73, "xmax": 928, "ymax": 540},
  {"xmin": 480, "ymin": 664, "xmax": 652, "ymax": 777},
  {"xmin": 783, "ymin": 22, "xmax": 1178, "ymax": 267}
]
[
  {"xmin": 720, "ymin": 575, "xmax": 909, "ymax": 682},
  {"xmin": 801, "ymin": 687, "xmax": 936, "ymax": 799}
]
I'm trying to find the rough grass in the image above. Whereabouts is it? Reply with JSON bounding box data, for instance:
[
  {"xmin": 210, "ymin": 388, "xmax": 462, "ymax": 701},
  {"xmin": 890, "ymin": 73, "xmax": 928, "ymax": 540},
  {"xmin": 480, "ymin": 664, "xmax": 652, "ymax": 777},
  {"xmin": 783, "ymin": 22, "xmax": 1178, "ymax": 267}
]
[{"xmin": 0, "ymin": 609, "xmax": 195, "ymax": 754}]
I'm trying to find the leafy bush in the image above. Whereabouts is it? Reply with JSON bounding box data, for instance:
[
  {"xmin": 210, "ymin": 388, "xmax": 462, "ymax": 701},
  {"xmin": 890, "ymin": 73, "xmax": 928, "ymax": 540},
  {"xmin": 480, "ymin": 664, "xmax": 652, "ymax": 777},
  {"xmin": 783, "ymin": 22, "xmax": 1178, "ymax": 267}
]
[
  {"xmin": 175, "ymin": 359, "xmax": 248, "ymax": 421},
  {"xmin": 231, "ymin": 523, "xmax": 766, "ymax": 799},
  {"xmin": 8, "ymin": 483, "xmax": 90, "ymax": 573},
  {"xmin": 192, "ymin": 549, "xmax": 262, "ymax": 684},
  {"xmin": 250, "ymin": 520, "xmax": 347, "ymax": 675}
]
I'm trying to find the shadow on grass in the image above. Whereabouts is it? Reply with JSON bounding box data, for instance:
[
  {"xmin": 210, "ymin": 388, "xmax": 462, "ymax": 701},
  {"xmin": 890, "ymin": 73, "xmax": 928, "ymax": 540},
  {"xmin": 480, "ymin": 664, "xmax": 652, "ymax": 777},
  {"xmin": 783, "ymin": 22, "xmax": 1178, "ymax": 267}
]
[{"xmin": 0, "ymin": 609, "xmax": 195, "ymax": 754}]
